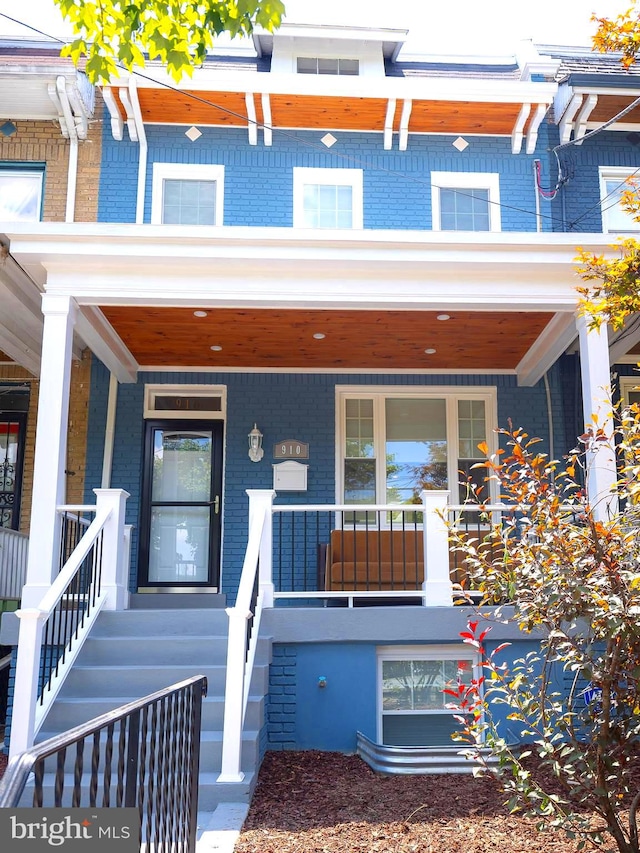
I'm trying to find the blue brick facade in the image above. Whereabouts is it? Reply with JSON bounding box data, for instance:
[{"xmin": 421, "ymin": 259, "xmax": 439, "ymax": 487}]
[
  {"xmin": 98, "ymin": 110, "xmax": 556, "ymax": 232},
  {"xmin": 84, "ymin": 358, "xmax": 581, "ymax": 598}
]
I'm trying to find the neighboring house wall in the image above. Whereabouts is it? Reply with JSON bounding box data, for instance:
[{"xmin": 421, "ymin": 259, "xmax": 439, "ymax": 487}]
[
  {"xmin": 98, "ymin": 118, "xmax": 555, "ymax": 232},
  {"xmin": 83, "ymin": 358, "xmax": 579, "ymax": 597}
]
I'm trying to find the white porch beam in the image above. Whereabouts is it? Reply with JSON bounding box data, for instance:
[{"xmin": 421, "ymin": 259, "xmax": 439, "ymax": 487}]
[
  {"xmin": 516, "ymin": 311, "xmax": 577, "ymax": 387},
  {"xmin": 577, "ymin": 314, "xmax": 617, "ymax": 522},
  {"xmin": 75, "ymin": 306, "xmax": 139, "ymax": 383},
  {"xmin": 21, "ymin": 294, "xmax": 77, "ymax": 608}
]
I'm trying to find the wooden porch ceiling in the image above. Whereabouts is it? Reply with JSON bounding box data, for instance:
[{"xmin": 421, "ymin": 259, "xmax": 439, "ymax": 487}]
[
  {"xmin": 100, "ymin": 307, "xmax": 554, "ymax": 370},
  {"xmin": 135, "ymin": 88, "xmax": 529, "ymax": 136}
]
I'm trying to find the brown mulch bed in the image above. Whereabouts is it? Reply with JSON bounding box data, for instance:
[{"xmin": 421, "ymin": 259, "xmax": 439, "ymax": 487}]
[{"xmin": 236, "ymin": 751, "xmax": 610, "ymax": 853}]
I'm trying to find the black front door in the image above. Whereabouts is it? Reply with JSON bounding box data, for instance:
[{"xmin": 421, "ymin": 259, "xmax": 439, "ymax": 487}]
[
  {"xmin": 0, "ymin": 412, "xmax": 26, "ymax": 530},
  {"xmin": 139, "ymin": 420, "xmax": 223, "ymax": 590}
]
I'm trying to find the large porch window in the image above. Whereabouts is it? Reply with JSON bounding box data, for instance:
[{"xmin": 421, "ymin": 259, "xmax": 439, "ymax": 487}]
[{"xmin": 338, "ymin": 387, "xmax": 496, "ymax": 508}]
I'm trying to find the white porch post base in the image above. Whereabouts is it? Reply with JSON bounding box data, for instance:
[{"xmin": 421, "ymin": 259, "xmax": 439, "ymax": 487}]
[
  {"xmin": 577, "ymin": 315, "xmax": 617, "ymax": 522},
  {"xmin": 247, "ymin": 489, "xmax": 276, "ymax": 608},
  {"xmin": 421, "ymin": 490, "xmax": 453, "ymax": 606},
  {"xmin": 94, "ymin": 488, "xmax": 131, "ymax": 611},
  {"xmin": 9, "ymin": 608, "xmax": 46, "ymax": 758}
]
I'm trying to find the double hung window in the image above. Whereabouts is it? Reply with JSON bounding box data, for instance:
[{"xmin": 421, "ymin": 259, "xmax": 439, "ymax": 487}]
[
  {"xmin": 151, "ymin": 163, "xmax": 224, "ymax": 226},
  {"xmin": 293, "ymin": 167, "xmax": 363, "ymax": 229},
  {"xmin": 431, "ymin": 172, "xmax": 501, "ymax": 232}
]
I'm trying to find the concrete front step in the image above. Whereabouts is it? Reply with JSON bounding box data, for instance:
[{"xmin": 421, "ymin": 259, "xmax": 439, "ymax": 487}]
[
  {"xmin": 57, "ymin": 662, "xmax": 269, "ymax": 698},
  {"xmin": 17, "ymin": 771, "xmax": 257, "ymax": 811},
  {"xmin": 92, "ymin": 608, "xmax": 231, "ymax": 637},
  {"xmin": 42, "ymin": 693, "xmax": 265, "ymax": 733},
  {"xmin": 77, "ymin": 635, "xmax": 271, "ymax": 666}
]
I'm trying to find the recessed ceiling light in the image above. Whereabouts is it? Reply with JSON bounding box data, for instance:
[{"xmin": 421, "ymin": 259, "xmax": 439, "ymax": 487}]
[
  {"xmin": 424, "ymin": 348, "xmax": 437, "ymax": 354},
  {"xmin": 194, "ymin": 310, "xmax": 208, "ymax": 318},
  {"xmin": 313, "ymin": 333, "xmax": 326, "ymax": 340},
  {"xmin": 436, "ymin": 314, "xmax": 450, "ymax": 321},
  {"xmin": 210, "ymin": 345, "xmax": 222, "ymax": 351}
]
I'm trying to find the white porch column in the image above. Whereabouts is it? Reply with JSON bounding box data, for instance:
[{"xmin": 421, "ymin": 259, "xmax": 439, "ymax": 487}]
[
  {"xmin": 421, "ymin": 490, "xmax": 453, "ymax": 606},
  {"xmin": 94, "ymin": 488, "xmax": 131, "ymax": 610},
  {"xmin": 247, "ymin": 489, "xmax": 276, "ymax": 607},
  {"xmin": 577, "ymin": 314, "xmax": 618, "ymax": 521},
  {"xmin": 21, "ymin": 295, "xmax": 77, "ymax": 609}
]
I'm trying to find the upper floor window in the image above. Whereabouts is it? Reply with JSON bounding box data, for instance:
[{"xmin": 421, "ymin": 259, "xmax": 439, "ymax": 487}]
[
  {"xmin": 431, "ymin": 172, "xmax": 501, "ymax": 232},
  {"xmin": 296, "ymin": 57, "xmax": 359, "ymax": 75},
  {"xmin": 151, "ymin": 163, "xmax": 224, "ymax": 226},
  {"xmin": 599, "ymin": 167, "xmax": 640, "ymax": 234},
  {"xmin": 0, "ymin": 166, "xmax": 43, "ymax": 222},
  {"xmin": 293, "ymin": 167, "xmax": 363, "ymax": 229}
]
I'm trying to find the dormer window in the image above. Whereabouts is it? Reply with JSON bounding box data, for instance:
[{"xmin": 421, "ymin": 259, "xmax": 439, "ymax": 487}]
[{"xmin": 296, "ymin": 57, "xmax": 359, "ymax": 76}]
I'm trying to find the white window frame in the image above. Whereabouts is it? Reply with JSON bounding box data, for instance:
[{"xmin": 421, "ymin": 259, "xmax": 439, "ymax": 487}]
[
  {"xmin": 0, "ymin": 167, "xmax": 44, "ymax": 222},
  {"xmin": 296, "ymin": 56, "xmax": 360, "ymax": 76},
  {"xmin": 599, "ymin": 166, "xmax": 640, "ymax": 234},
  {"xmin": 619, "ymin": 376, "xmax": 640, "ymax": 406},
  {"xmin": 377, "ymin": 644, "xmax": 482, "ymax": 745},
  {"xmin": 151, "ymin": 163, "xmax": 225, "ymax": 225},
  {"xmin": 144, "ymin": 384, "xmax": 227, "ymax": 420},
  {"xmin": 336, "ymin": 385, "xmax": 497, "ymax": 507},
  {"xmin": 293, "ymin": 167, "xmax": 363, "ymax": 229},
  {"xmin": 431, "ymin": 171, "xmax": 501, "ymax": 232}
]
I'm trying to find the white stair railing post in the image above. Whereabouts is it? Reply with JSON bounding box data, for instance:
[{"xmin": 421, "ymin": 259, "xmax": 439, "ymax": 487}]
[
  {"xmin": 218, "ymin": 607, "xmax": 251, "ymax": 783},
  {"xmin": 93, "ymin": 489, "xmax": 131, "ymax": 611},
  {"xmin": 9, "ymin": 608, "xmax": 46, "ymax": 758},
  {"xmin": 421, "ymin": 490, "xmax": 453, "ymax": 606},
  {"xmin": 247, "ymin": 489, "xmax": 276, "ymax": 608}
]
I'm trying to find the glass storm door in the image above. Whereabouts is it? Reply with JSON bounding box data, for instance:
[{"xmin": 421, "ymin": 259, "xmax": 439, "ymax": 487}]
[
  {"xmin": 0, "ymin": 414, "xmax": 26, "ymax": 530},
  {"xmin": 139, "ymin": 421, "xmax": 223, "ymax": 590}
]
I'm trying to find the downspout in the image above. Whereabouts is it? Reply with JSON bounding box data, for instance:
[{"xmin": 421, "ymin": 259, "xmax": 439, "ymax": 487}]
[
  {"xmin": 56, "ymin": 77, "xmax": 78, "ymax": 223},
  {"xmin": 101, "ymin": 372, "xmax": 118, "ymax": 488},
  {"xmin": 120, "ymin": 78, "xmax": 148, "ymax": 224},
  {"xmin": 533, "ymin": 159, "xmax": 542, "ymax": 233}
]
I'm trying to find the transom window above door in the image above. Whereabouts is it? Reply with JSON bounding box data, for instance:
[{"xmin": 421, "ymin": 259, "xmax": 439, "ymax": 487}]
[
  {"xmin": 293, "ymin": 167, "xmax": 363, "ymax": 229},
  {"xmin": 337, "ymin": 387, "xmax": 496, "ymax": 508},
  {"xmin": 151, "ymin": 163, "xmax": 224, "ymax": 225},
  {"xmin": 431, "ymin": 172, "xmax": 501, "ymax": 232}
]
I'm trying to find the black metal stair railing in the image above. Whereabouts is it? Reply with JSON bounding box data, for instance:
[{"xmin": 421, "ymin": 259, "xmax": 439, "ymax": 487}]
[{"xmin": 0, "ymin": 675, "xmax": 207, "ymax": 853}]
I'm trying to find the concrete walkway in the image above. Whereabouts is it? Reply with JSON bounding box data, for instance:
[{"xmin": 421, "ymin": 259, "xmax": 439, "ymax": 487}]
[{"xmin": 196, "ymin": 803, "xmax": 250, "ymax": 853}]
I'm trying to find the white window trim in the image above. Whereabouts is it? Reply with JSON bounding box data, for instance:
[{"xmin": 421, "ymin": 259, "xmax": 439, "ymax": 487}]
[
  {"xmin": 144, "ymin": 384, "xmax": 227, "ymax": 419},
  {"xmin": 619, "ymin": 376, "xmax": 640, "ymax": 406},
  {"xmin": 335, "ymin": 385, "xmax": 498, "ymax": 506},
  {"xmin": 293, "ymin": 167, "xmax": 364, "ymax": 229},
  {"xmin": 599, "ymin": 166, "xmax": 640, "ymax": 234},
  {"xmin": 151, "ymin": 163, "xmax": 225, "ymax": 225},
  {"xmin": 376, "ymin": 645, "xmax": 482, "ymax": 745},
  {"xmin": 431, "ymin": 171, "xmax": 501, "ymax": 232},
  {"xmin": 0, "ymin": 168, "xmax": 44, "ymax": 222}
]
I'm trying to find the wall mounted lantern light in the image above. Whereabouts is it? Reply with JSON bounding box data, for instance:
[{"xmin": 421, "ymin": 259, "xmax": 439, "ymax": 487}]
[{"xmin": 248, "ymin": 423, "xmax": 264, "ymax": 462}]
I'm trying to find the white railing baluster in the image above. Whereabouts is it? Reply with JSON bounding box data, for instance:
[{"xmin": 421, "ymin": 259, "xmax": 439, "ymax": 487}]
[{"xmin": 0, "ymin": 528, "xmax": 29, "ymax": 600}]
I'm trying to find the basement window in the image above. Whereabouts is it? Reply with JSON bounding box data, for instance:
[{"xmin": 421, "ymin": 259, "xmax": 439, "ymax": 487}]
[
  {"xmin": 377, "ymin": 645, "xmax": 481, "ymax": 747},
  {"xmin": 296, "ymin": 57, "xmax": 359, "ymax": 75},
  {"xmin": 151, "ymin": 163, "xmax": 224, "ymax": 226},
  {"xmin": 0, "ymin": 165, "xmax": 44, "ymax": 221}
]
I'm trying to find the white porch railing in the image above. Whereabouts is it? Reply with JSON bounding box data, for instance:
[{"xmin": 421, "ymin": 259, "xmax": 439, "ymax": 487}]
[
  {"xmin": 9, "ymin": 489, "xmax": 130, "ymax": 759},
  {"xmin": 0, "ymin": 527, "xmax": 29, "ymax": 600}
]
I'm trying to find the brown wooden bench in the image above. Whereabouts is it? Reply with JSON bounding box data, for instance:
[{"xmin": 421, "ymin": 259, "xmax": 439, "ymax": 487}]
[{"xmin": 324, "ymin": 529, "xmax": 424, "ymax": 591}]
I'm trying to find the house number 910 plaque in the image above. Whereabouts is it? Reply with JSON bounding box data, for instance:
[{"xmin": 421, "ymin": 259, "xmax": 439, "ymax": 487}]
[{"xmin": 273, "ymin": 439, "xmax": 309, "ymax": 459}]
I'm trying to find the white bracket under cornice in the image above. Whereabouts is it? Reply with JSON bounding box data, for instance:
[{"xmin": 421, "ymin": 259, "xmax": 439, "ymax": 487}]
[
  {"xmin": 525, "ymin": 103, "xmax": 548, "ymax": 154},
  {"xmin": 398, "ymin": 99, "xmax": 412, "ymax": 151},
  {"xmin": 383, "ymin": 98, "xmax": 396, "ymax": 150},
  {"xmin": 574, "ymin": 93, "xmax": 598, "ymax": 143},
  {"xmin": 102, "ymin": 87, "xmax": 124, "ymax": 141},
  {"xmin": 118, "ymin": 86, "xmax": 139, "ymax": 142},
  {"xmin": 245, "ymin": 92, "xmax": 258, "ymax": 145},
  {"xmin": 511, "ymin": 103, "xmax": 530, "ymax": 154},
  {"xmin": 46, "ymin": 76, "xmax": 91, "ymax": 141},
  {"xmin": 261, "ymin": 93, "xmax": 272, "ymax": 146}
]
